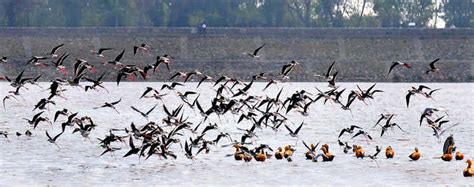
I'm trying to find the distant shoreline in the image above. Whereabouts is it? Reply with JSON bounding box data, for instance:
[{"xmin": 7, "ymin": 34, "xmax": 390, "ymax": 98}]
[{"xmin": 0, "ymin": 27, "xmax": 472, "ymax": 82}]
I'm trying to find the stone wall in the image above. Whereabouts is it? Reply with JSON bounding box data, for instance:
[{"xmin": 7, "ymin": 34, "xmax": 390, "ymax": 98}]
[{"xmin": 0, "ymin": 27, "xmax": 472, "ymax": 82}]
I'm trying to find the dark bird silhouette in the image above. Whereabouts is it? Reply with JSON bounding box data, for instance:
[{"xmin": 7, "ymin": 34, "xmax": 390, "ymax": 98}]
[
  {"xmin": 108, "ymin": 49, "xmax": 125, "ymax": 66},
  {"xmin": 123, "ymin": 136, "xmax": 141, "ymax": 158},
  {"xmin": 46, "ymin": 131, "xmax": 63, "ymax": 148},
  {"xmin": 285, "ymin": 122, "xmax": 304, "ymax": 138},
  {"xmin": 386, "ymin": 61, "xmax": 411, "ymax": 77},
  {"xmin": 91, "ymin": 47, "xmax": 113, "ymax": 57},
  {"xmin": 351, "ymin": 130, "xmax": 373, "ymax": 141},
  {"xmin": 131, "ymin": 104, "xmax": 157, "ymax": 120},
  {"xmin": 94, "ymin": 98, "xmax": 122, "ymax": 114},
  {"xmin": 48, "ymin": 43, "xmax": 64, "ymax": 58},
  {"xmin": 338, "ymin": 125, "xmax": 362, "ymax": 138},
  {"xmin": 245, "ymin": 44, "xmax": 265, "ymax": 58},
  {"xmin": 425, "ymin": 58, "xmax": 440, "ymax": 74},
  {"xmin": 161, "ymin": 82, "xmax": 184, "ymax": 90}
]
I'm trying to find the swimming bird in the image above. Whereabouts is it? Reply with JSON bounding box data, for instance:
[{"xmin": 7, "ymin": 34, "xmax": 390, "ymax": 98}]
[
  {"xmin": 275, "ymin": 147, "xmax": 284, "ymax": 160},
  {"xmin": 233, "ymin": 144, "xmax": 245, "ymax": 161},
  {"xmin": 425, "ymin": 58, "xmax": 440, "ymax": 74},
  {"xmin": 245, "ymin": 44, "xmax": 265, "ymax": 58},
  {"xmin": 313, "ymin": 144, "xmax": 335, "ymax": 162},
  {"xmin": 464, "ymin": 159, "xmax": 473, "ymax": 177},
  {"xmin": 46, "ymin": 131, "xmax": 63, "ymax": 148},
  {"xmin": 443, "ymin": 135, "xmax": 455, "ymax": 156},
  {"xmin": 385, "ymin": 146, "xmax": 395, "ymax": 159},
  {"xmin": 456, "ymin": 151, "xmax": 464, "ymax": 160},
  {"xmin": 94, "ymin": 98, "xmax": 122, "ymax": 114},
  {"xmin": 355, "ymin": 145, "xmax": 365, "ymax": 159},
  {"xmin": 283, "ymin": 145, "xmax": 295, "ymax": 160},
  {"xmin": 408, "ymin": 147, "xmax": 421, "ymax": 161},
  {"xmin": 25, "ymin": 130, "xmax": 32, "ymax": 137},
  {"xmin": 441, "ymin": 145, "xmax": 454, "ymax": 161},
  {"xmin": 338, "ymin": 125, "xmax": 362, "ymax": 138},
  {"xmin": 386, "ymin": 61, "xmax": 411, "ymax": 77},
  {"xmin": 338, "ymin": 139, "xmax": 352, "ymax": 153}
]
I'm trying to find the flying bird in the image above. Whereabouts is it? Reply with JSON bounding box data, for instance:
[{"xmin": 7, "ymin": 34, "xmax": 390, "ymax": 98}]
[
  {"xmin": 425, "ymin": 58, "xmax": 441, "ymax": 74},
  {"xmin": 386, "ymin": 61, "xmax": 411, "ymax": 77},
  {"xmin": 245, "ymin": 44, "xmax": 265, "ymax": 58}
]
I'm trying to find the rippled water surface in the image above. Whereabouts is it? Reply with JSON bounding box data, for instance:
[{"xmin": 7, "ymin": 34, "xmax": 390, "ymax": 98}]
[{"xmin": 0, "ymin": 82, "xmax": 473, "ymax": 185}]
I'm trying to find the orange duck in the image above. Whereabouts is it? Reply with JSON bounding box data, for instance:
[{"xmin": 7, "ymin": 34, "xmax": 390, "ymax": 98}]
[
  {"xmin": 355, "ymin": 145, "xmax": 365, "ymax": 159},
  {"xmin": 408, "ymin": 147, "xmax": 421, "ymax": 161},
  {"xmin": 385, "ymin": 146, "xmax": 395, "ymax": 159},
  {"xmin": 315, "ymin": 144, "xmax": 335, "ymax": 162},
  {"xmin": 464, "ymin": 159, "xmax": 473, "ymax": 177},
  {"xmin": 255, "ymin": 150, "xmax": 267, "ymax": 162},
  {"xmin": 275, "ymin": 147, "xmax": 284, "ymax": 160},
  {"xmin": 284, "ymin": 145, "xmax": 295, "ymax": 158},
  {"xmin": 233, "ymin": 144, "xmax": 244, "ymax": 161},
  {"xmin": 455, "ymin": 151, "xmax": 464, "ymax": 160},
  {"xmin": 441, "ymin": 145, "xmax": 454, "ymax": 161}
]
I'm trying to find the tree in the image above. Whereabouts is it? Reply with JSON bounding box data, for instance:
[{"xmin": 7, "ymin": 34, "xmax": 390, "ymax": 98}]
[
  {"xmin": 442, "ymin": 0, "xmax": 473, "ymax": 27},
  {"xmin": 400, "ymin": 0, "xmax": 435, "ymax": 27},
  {"xmin": 373, "ymin": 0, "xmax": 403, "ymax": 27}
]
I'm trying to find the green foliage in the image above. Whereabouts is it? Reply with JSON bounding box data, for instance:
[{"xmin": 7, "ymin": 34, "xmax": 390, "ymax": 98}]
[
  {"xmin": 0, "ymin": 0, "xmax": 468, "ymax": 28},
  {"xmin": 442, "ymin": 0, "xmax": 473, "ymax": 27}
]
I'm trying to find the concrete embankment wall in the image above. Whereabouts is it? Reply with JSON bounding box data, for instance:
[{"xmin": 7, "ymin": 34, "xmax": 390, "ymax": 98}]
[{"xmin": 0, "ymin": 27, "xmax": 472, "ymax": 82}]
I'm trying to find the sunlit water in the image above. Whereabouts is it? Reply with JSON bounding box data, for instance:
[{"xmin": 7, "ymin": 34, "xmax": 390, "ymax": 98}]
[{"xmin": 0, "ymin": 82, "xmax": 473, "ymax": 185}]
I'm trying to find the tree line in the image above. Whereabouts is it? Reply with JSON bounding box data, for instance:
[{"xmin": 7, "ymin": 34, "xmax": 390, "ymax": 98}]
[{"xmin": 0, "ymin": 0, "xmax": 472, "ymax": 28}]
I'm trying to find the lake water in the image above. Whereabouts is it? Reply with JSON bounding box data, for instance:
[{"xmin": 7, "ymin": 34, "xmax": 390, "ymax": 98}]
[{"xmin": 0, "ymin": 82, "xmax": 473, "ymax": 186}]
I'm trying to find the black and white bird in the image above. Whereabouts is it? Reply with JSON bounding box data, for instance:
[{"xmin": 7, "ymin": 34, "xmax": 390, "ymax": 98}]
[{"xmin": 245, "ymin": 44, "xmax": 265, "ymax": 58}]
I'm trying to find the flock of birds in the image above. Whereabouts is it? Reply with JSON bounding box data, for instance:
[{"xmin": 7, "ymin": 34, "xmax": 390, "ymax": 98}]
[{"xmin": 0, "ymin": 42, "xmax": 472, "ymax": 178}]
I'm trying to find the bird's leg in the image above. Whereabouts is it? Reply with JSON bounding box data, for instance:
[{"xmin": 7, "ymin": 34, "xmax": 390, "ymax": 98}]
[{"xmin": 54, "ymin": 143, "xmax": 62, "ymax": 149}]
